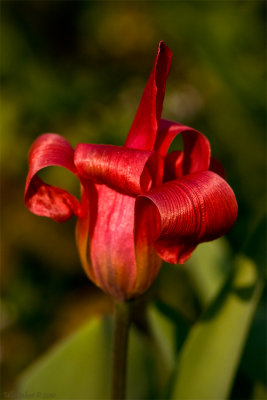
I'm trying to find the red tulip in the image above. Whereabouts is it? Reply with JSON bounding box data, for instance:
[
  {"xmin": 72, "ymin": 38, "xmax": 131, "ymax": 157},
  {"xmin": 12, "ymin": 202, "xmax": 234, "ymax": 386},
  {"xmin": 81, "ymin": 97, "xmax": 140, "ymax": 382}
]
[{"xmin": 25, "ymin": 42, "xmax": 237, "ymax": 301}]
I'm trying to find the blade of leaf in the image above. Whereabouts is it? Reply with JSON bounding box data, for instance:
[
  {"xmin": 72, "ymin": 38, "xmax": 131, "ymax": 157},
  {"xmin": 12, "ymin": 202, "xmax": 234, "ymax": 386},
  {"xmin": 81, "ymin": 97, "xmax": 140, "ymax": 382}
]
[
  {"xmin": 147, "ymin": 305, "xmax": 177, "ymax": 392},
  {"xmin": 252, "ymin": 382, "xmax": 267, "ymax": 400},
  {"xmin": 171, "ymin": 255, "xmax": 264, "ymax": 400},
  {"xmin": 17, "ymin": 317, "xmax": 113, "ymax": 399},
  {"xmin": 186, "ymin": 237, "xmax": 232, "ymax": 307},
  {"xmin": 17, "ymin": 315, "xmax": 155, "ymax": 399},
  {"xmin": 155, "ymin": 262, "xmax": 198, "ymax": 322}
]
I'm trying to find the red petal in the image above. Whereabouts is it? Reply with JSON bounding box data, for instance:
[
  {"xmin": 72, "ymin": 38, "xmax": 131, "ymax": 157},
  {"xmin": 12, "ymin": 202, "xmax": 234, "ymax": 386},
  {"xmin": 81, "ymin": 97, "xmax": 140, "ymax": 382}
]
[
  {"xmin": 124, "ymin": 41, "xmax": 172, "ymax": 150},
  {"xmin": 134, "ymin": 197, "xmax": 162, "ymax": 295},
  {"xmin": 76, "ymin": 182, "xmax": 162, "ymax": 301},
  {"xmin": 155, "ymin": 119, "xmax": 211, "ymax": 175},
  {"xmin": 74, "ymin": 143, "xmax": 162, "ymax": 195},
  {"xmin": 89, "ymin": 185, "xmax": 137, "ymax": 301},
  {"xmin": 75, "ymin": 181, "xmax": 98, "ymax": 283},
  {"xmin": 25, "ymin": 134, "xmax": 80, "ymax": 222},
  {"xmin": 135, "ymin": 171, "xmax": 238, "ymax": 264}
]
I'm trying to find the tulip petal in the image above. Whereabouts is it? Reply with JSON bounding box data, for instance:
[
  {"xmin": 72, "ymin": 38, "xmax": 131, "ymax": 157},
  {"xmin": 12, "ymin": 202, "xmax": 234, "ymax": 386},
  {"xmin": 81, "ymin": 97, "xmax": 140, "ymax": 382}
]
[
  {"xmin": 155, "ymin": 119, "xmax": 211, "ymax": 175},
  {"xmin": 89, "ymin": 185, "xmax": 137, "ymax": 301},
  {"xmin": 135, "ymin": 171, "xmax": 238, "ymax": 264},
  {"xmin": 74, "ymin": 143, "xmax": 162, "ymax": 195},
  {"xmin": 125, "ymin": 41, "xmax": 173, "ymax": 151},
  {"xmin": 25, "ymin": 133, "xmax": 80, "ymax": 222},
  {"xmin": 78, "ymin": 181, "xmax": 163, "ymax": 300},
  {"xmin": 134, "ymin": 197, "xmax": 162, "ymax": 295},
  {"xmin": 75, "ymin": 181, "xmax": 98, "ymax": 283}
]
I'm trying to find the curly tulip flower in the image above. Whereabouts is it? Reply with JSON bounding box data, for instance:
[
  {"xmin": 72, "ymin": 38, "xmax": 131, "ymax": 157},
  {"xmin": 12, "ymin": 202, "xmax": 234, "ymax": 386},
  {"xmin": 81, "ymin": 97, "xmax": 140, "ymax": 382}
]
[{"xmin": 25, "ymin": 42, "xmax": 237, "ymax": 301}]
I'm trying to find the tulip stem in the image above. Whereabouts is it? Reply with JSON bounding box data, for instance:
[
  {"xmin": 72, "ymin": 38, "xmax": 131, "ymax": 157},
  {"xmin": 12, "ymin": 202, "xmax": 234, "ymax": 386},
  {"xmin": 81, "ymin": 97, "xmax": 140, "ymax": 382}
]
[{"xmin": 111, "ymin": 300, "xmax": 133, "ymax": 400}]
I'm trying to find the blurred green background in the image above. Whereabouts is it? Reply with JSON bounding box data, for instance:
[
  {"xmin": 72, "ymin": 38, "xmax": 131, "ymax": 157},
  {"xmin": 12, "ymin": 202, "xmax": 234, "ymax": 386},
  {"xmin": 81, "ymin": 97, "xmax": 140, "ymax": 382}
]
[{"xmin": 1, "ymin": 1, "xmax": 265, "ymax": 398}]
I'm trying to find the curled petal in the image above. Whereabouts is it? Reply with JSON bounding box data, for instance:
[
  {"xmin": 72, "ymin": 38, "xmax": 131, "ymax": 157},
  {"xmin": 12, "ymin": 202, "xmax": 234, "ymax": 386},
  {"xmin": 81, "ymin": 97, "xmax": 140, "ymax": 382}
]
[
  {"xmin": 135, "ymin": 171, "xmax": 238, "ymax": 264},
  {"xmin": 74, "ymin": 143, "xmax": 162, "ymax": 195},
  {"xmin": 25, "ymin": 134, "xmax": 80, "ymax": 222},
  {"xmin": 155, "ymin": 119, "xmax": 211, "ymax": 175},
  {"xmin": 125, "ymin": 41, "xmax": 172, "ymax": 151},
  {"xmin": 26, "ymin": 176, "xmax": 80, "ymax": 223}
]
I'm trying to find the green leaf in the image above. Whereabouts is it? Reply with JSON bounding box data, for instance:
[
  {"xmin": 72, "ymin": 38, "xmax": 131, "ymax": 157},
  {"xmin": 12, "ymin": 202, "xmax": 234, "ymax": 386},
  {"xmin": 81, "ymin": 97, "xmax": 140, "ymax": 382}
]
[
  {"xmin": 252, "ymin": 382, "xmax": 267, "ymax": 400},
  {"xmin": 127, "ymin": 321, "xmax": 156, "ymax": 399},
  {"xmin": 17, "ymin": 317, "xmax": 112, "ymax": 399},
  {"xmin": 17, "ymin": 315, "xmax": 155, "ymax": 399},
  {"xmin": 155, "ymin": 262, "xmax": 198, "ymax": 322},
  {"xmin": 240, "ymin": 301, "xmax": 267, "ymax": 385},
  {"xmin": 147, "ymin": 305, "xmax": 177, "ymax": 395},
  {"xmin": 171, "ymin": 255, "xmax": 264, "ymax": 400},
  {"xmin": 186, "ymin": 237, "xmax": 232, "ymax": 307},
  {"xmin": 244, "ymin": 213, "xmax": 266, "ymax": 274}
]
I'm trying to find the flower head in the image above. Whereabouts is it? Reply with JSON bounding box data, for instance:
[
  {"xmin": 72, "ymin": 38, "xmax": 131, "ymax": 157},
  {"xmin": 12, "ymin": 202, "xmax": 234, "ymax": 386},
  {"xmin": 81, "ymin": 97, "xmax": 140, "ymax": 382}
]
[{"xmin": 25, "ymin": 42, "xmax": 237, "ymax": 301}]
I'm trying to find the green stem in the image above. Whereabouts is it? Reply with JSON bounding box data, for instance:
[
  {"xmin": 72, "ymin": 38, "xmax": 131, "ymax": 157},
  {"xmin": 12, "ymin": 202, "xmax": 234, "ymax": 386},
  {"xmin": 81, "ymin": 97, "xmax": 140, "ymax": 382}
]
[{"xmin": 111, "ymin": 300, "xmax": 133, "ymax": 400}]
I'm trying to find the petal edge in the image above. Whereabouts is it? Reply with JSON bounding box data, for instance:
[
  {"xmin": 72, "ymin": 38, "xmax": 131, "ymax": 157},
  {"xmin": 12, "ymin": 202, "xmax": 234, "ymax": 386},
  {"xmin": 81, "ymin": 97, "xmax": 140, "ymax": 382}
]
[{"xmin": 125, "ymin": 41, "xmax": 173, "ymax": 151}]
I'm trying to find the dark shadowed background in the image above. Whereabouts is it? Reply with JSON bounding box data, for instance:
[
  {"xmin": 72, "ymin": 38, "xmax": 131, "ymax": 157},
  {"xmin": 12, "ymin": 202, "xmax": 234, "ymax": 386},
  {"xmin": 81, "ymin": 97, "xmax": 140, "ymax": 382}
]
[{"xmin": 1, "ymin": 1, "xmax": 266, "ymax": 397}]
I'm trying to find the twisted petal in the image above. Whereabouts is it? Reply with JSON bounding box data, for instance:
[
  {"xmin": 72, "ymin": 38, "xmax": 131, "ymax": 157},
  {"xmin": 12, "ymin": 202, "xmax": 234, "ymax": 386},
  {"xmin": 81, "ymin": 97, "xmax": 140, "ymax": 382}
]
[
  {"xmin": 135, "ymin": 171, "xmax": 238, "ymax": 264},
  {"xmin": 74, "ymin": 143, "xmax": 162, "ymax": 195},
  {"xmin": 125, "ymin": 41, "xmax": 172, "ymax": 151},
  {"xmin": 155, "ymin": 119, "xmax": 211, "ymax": 176},
  {"xmin": 25, "ymin": 134, "xmax": 80, "ymax": 222}
]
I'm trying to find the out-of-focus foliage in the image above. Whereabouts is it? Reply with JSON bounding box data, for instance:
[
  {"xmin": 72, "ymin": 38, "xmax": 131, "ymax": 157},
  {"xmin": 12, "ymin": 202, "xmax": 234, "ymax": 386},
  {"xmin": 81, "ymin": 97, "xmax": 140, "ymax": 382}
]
[
  {"xmin": 171, "ymin": 255, "xmax": 263, "ymax": 400},
  {"xmin": 16, "ymin": 246, "xmax": 264, "ymax": 400},
  {"xmin": 1, "ymin": 1, "xmax": 265, "ymax": 399},
  {"xmin": 17, "ymin": 316, "xmax": 155, "ymax": 399}
]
